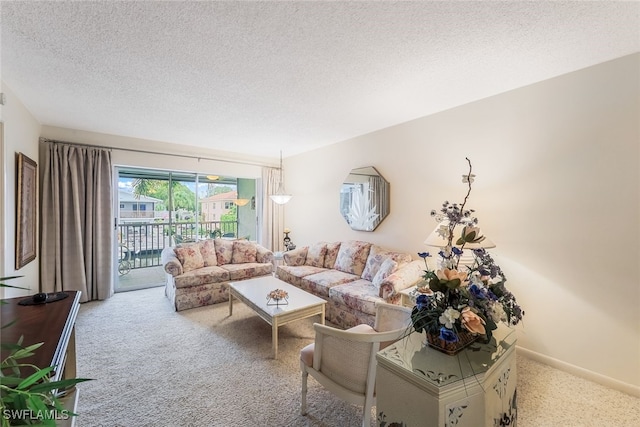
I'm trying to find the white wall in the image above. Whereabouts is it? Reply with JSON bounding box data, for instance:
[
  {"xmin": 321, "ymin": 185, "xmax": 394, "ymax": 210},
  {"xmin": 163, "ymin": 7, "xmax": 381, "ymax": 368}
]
[
  {"xmin": 283, "ymin": 54, "xmax": 640, "ymax": 393},
  {"xmin": 0, "ymin": 84, "xmax": 42, "ymax": 298}
]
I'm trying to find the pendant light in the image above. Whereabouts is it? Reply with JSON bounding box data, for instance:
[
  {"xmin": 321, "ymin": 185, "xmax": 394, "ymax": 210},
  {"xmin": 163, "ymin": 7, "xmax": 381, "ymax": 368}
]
[{"xmin": 270, "ymin": 151, "xmax": 292, "ymax": 204}]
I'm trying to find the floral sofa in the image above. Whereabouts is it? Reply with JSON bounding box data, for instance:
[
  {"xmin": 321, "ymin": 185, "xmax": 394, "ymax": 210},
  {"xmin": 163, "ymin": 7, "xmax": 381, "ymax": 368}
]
[
  {"xmin": 276, "ymin": 240, "xmax": 423, "ymax": 329},
  {"xmin": 161, "ymin": 239, "xmax": 274, "ymax": 311}
]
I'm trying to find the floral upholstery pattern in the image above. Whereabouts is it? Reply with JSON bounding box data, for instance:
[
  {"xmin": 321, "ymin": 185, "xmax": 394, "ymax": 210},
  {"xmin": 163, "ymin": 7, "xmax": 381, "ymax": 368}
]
[
  {"xmin": 174, "ymin": 266, "xmax": 230, "ymax": 289},
  {"xmin": 361, "ymin": 245, "xmax": 412, "ymax": 281},
  {"xmin": 220, "ymin": 263, "xmax": 273, "ymax": 280},
  {"xmin": 174, "ymin": 244, "xmax": 205, "ymax": 272},
  {"xmin": 199, "ymin": 239, "xmax": 217, "ymax": 266},
  {"xmin": 283, "ymin": 247, "xmax": 308, "ymax": 266},
  {"xmin": 173, "ymin": 283, "xmax": 231, "ymax": 311},
  {"xmin": 328, "ymin": 279, "xmax": 380, "ymax": 316},
  {"xmin": 301, "ymin": 270, "xmax": 360, "ymax": 298},
  {"xmin": 231, "ymin": 240, "xmax": 257, "ymax": 264},
  {"xmin": 162, "ymin": 248, "xmax": 183, "ymax": 277},
  {"xmin": 333, "ymin": 240, "xmax": 372, "ymax": 276},
  {"xmin": 323, "ymin": 242, "xmax": 341, "ymax": 268},
  {"xmin": 162, "ymin": 241, "xmax": 274, "ymax": 311},
  {"xmin": 378, "ymin": 260, "xmax": 424, "ymax": 299},
  {"xmin": 325, "ymin": 299, "xmax": 376, "ymax": 329},
  {"xmin": 256, "ymin": 245, "xmax": 274, "ymax": 264},
  {"xmin": 214, "ymin": 238, "xmax": 234, "ymax": 265},
  {"xmin": 372, "ymin": 258, "xmax": 398, "ymax": 289},
  {"xmin": 277, "ymin": 265, "xmax": 326, "ymax": 288},
  {"xmin": 304, "ymin": 242, "xmax": 327, "ymax": 267},
  {"xmin": 276, "ymin": 240, "xmax": 421, "ymax": 329}
]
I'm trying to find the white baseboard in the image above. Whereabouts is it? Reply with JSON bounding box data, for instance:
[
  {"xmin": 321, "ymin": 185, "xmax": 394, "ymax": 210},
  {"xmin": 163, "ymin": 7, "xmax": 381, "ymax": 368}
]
[{"xmin": 516, "ymin": 345, "xmax": 640, "ymax": 398}]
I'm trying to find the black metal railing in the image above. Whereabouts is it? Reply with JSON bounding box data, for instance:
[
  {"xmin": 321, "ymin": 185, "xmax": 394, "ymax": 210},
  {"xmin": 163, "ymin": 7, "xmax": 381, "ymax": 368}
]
[{"xmin": 117, "ymin": 220, "xmax": 238, "ymax": 270}]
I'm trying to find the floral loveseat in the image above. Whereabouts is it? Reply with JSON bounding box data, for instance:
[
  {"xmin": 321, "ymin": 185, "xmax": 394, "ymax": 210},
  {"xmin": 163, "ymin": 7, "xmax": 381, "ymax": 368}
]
[
  {"xmin": 276, "ymin": 240, "xmax": 423, "ymax": 329},
  {"xmin": 161, "ymin": 239, "xmax": 274, "ymax": 311}
]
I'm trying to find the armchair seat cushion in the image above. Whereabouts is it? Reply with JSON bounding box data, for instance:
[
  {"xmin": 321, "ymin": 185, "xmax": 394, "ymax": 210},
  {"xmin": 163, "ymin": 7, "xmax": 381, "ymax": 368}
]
[{"xmin": 329, "ymin": 280, "xmax": 382, "ymax": 316}]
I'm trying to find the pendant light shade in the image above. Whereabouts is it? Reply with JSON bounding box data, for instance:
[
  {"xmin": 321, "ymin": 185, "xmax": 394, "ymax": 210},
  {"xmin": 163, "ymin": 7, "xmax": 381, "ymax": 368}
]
[{"xmin": 270, "ymin": 151, "xmax": 292, "ymax": 204}]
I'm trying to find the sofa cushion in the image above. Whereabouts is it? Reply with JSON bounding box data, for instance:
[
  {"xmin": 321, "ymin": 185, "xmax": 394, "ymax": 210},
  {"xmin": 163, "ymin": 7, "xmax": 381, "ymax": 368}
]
[
  {"xmin": 283, "ymin": 247, "xmax": 308, "ymax": 266},
  {"xmin": 232, "ymin": 240, "xmax": 257, "ymax": 264},
  {"xmin": 215, "ymin": 238, "xmax": 234, "ymax": 265},
  {"xmin": 174, "ymin": 266, "xmax": 230, "ymax": 289},
  {"xmin": 301, "ymin": 270, "xmax": 360, "ymax": 298},
  {"xmin": 361, "ymin": 245, "xmax": 412, "ymax": 281},
  {"xmin": 304, "ymin": 242, "xmax": 327, "ymax": 268},
  {"xmin": 199, "ymin": 239, "xmax": 217, "ymax": 267},
  {"xmin": 329, "ymin": 280, "xmax": 382, "ymax": 316},
  {"xmin": 323, "ymin": 242, "xmax": 341, "ymax": 268},
  {"xmin": 174, "ymin": 243, "xmax": 205, "ymax": 272},
  {"xmin": 277, "ymin": 265, "xmax": 327, "ymax": 289},
  {"xmin": 220, "ymin": 263, "xmax": 272, "ymax": 280},
  {"xmin": 333, "ymin": 241, "xmax": 372, "ymax": 276},
  {"xmin": 372, "ymin": 258, "xmax": 398, "ymax": 289}
]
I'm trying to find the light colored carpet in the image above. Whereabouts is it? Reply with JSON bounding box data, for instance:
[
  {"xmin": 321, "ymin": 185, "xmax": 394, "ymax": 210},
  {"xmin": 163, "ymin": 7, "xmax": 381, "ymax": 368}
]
[{"xmin": 74, "ymin": 287, "xmax": 639, "ymax": 427}]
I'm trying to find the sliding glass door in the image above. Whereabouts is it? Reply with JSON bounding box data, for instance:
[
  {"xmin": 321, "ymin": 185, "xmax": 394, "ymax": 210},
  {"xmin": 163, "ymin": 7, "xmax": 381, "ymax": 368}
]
[{"xmin": 114, "ymin": 167, "xmax": 256, "ymax": 292}]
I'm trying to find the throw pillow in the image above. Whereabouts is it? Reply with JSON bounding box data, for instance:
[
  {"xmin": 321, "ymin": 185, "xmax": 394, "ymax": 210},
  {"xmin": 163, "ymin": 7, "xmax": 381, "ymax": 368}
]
[
  {"xmin": 323, "ymin": 242, "xmax": 341, "ymax": 268},
  {"xmin": 174, "ymin": 243, "xmax": 205, "ymax": 272},
  {"xmin": 372, "ymin": 258, "xmax": 398, "ymax": 289},
  {"xmin": 333, "ymin": 240, "xmax": 372, "ymax": 276},
  {"xmin": 232, "ymin": 239, "xmax": 258, "ymax": 264},
  {"xmin": 214, "ymin": 238, "xmax": 234, "ymax": 265},
  {"xmin": 304, "ymin": 242, "xmax": 327, "ymax": 268},
  {"xmin": 199, "ymin": 239, "xmax": 217, "ymax": 267}
]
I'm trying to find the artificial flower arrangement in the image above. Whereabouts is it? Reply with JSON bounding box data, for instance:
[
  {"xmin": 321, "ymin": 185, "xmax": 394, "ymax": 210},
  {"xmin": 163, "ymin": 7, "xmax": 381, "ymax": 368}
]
[
  {"xmin": 267, "ymin": 288, "xmax": 289, "ymax": 304},
  {"xmin": 411, "ymin": 158, "xmax": 524, "ymax": 351}
]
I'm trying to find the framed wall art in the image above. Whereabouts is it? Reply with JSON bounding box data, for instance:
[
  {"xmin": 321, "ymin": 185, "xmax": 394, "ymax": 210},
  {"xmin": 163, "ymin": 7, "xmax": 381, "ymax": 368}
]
[{"xmin": 16, "ymin": 152, "xmax": 37, "ymax": 269}]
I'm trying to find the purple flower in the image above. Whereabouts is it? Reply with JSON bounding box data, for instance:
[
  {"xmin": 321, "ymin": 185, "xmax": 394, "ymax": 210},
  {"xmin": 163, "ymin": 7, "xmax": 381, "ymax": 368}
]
[
  {"xmin": 451, "ymin": 247, "xmax": 463, "ymax": 256},
  {"xmin": 469, "ymin": 283, "xmax": 487, "ymax": 299},
  {"xmin": 416, "ymin": 294, "xmax": 430, "ymax": 310},
  {"xmin": 439, "ymin": 327, "xmax": 459, "ymax": 343},
  {"xmin": 418, "ymin": 252, "xmax": 431, "ymax": 259}
]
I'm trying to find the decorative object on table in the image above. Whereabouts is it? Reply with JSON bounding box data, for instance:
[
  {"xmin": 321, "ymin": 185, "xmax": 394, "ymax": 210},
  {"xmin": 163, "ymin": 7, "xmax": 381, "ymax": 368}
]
[
  {"xmin": 283, "ymin": 228, "xmax": 296, "ymax": 251},
  {"xmin": 270, "ymin": 150, "xmax": 292, "ymax": 204},
  {"xmin": 15, "ymin": 152, "xmax": 38, "ymax": 270},
  {"xmin": 267, "ymin": 288, "xmax": 289, "ymax": 306},
  {"xmin": 18, "ymin": 291, "xmax": 69, "ymax": 306},
  {"xmin": 411, "ymin": 158, "xmax": 524, "ymax": 355}
]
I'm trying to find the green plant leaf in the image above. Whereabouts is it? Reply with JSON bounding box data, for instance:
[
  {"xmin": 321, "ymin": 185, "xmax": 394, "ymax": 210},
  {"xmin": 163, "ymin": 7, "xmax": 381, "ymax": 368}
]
[
  {"xmin": 29, "ymin": 378, "xmax": 92, "ymax": 394},
  {"xmin": 17, "ymin": 366, "xmax": 54, "ymax": 390}
]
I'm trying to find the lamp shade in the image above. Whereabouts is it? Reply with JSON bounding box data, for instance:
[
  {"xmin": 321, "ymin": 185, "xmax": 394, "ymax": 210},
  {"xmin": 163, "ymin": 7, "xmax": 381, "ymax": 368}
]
[
  {"xmin": 423, "ymin": 221, "xmax": 496, "ymax": 249},
  {"xmin": 270, "ymin": 151, "xmax": 292, "ymax": 204}
]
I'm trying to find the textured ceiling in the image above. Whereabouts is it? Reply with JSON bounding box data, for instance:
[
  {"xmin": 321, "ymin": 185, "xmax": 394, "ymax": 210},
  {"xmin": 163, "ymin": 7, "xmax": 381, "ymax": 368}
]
[{"xmin": 1, "ymin": 1, "xmax": 639, "ymax": 159}]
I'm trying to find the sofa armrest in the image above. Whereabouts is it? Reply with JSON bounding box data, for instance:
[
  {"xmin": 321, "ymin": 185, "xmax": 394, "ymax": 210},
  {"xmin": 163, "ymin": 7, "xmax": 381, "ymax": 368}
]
[
  {"xmin": 256, "ymin": 244, "xmax": 274, "ymax": 264},
  {"xmin": 283, "ymin": 246, "xmax": 308, "ymax": 266},
  {"xmin": 379, "ymin": 260, "xmax": 423, "ymax": 300},
  {"xmin": 161, "ymin": 246, "xmax": 183, "ymax": 277}
]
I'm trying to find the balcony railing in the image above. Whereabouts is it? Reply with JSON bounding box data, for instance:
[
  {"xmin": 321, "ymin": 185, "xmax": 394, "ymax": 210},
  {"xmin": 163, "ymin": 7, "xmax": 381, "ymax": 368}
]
[{"xmin": 117, "ymin": 220, "xmax": 238, "ymax": 271}]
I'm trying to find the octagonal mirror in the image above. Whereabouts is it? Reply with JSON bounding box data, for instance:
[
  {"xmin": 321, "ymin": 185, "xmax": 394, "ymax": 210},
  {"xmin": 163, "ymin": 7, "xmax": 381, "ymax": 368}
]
[{"xmin": 340, "ymin": 166, "xmax": 390, "ymax": 231}]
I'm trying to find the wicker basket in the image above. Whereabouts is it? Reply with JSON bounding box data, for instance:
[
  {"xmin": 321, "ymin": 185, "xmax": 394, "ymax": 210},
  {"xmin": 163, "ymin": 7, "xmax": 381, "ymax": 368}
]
[{"xmin": 426, "ymin": 329, "xmax": 478, "ymax": 355}]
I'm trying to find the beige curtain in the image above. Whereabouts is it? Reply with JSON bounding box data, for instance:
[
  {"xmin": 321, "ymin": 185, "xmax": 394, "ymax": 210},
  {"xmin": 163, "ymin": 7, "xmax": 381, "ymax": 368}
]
[
  {"xmin": 41, "ymin": 139, "xmax": 113, "ymax": 302},
  {"xmin": 260, "ymin": 167, "xmax": 286, "ymax": 252}
]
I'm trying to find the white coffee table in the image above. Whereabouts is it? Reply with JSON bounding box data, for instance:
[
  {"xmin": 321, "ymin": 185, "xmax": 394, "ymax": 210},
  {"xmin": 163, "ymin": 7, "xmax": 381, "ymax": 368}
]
[{"xmin": 228, "ymin": 276, "xmax": 326, "ymax": 359}]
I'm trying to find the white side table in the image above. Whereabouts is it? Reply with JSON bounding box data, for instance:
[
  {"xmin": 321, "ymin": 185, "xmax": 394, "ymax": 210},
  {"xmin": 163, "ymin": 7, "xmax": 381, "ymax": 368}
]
[{"xmin": 376, "ymin": 324, "xmax": 517, "ymax": 426}]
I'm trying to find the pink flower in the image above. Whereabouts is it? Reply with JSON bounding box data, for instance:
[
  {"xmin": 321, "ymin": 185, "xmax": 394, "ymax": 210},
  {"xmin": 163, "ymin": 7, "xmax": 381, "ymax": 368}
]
[
  {"xmin": 436, "ymin": 268, "xmax": 469, "ymax": 289},
  {"xmin": 461, "ymin": 307, "xmax": 486, "ymax": 335}
]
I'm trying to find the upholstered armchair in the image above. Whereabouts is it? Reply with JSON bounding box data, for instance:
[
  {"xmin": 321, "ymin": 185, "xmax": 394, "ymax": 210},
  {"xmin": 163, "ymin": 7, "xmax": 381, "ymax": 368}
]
[{"xmin": 300, "ymin": 302, "xmax": 412, "ymax": 427}]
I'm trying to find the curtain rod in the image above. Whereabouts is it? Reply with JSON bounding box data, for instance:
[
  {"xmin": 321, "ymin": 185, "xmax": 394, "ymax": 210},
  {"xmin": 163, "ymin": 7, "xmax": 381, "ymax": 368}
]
[{"xmin": 40, "ymin": 138, "xmax": 273, "ymax": 168}]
